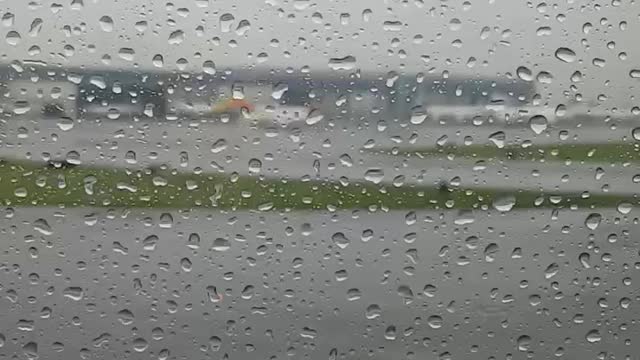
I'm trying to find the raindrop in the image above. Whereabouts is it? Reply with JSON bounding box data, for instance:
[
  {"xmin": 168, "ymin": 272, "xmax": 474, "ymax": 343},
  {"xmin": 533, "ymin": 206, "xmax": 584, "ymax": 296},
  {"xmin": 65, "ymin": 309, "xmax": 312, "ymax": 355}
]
[
  {"xmin": 488, "ymin": 131, "xmax": 505, "ymax": 148},
  {"xmin": 305, "ymin": 109, "xmax": 324, "ymax": 125},
  {"xmin": 483, "ymin": 243, "xmax": 500, "ymax": 262},
  {"xmin": 57, "ymin": 118, "xmax": 74, "ymax": 131},
  {"xmin": 248, "ymin": 158, "xmax": 262, "ymax": 173},
  {"xmin": 152, "ymin": 54, "xmax": 164, "ymax": 67},
  {"xmin": 117, "ymin": 309, "xmax": 134, "ymax": 325},
  {"xmin": 5, "ymin": 31, "xmax": 21, "ymax": 45},
  {"xmin": 617, "ymin": 202, "xmax": 632, "ymax": 214},
  {"xmin": 331, "ymin": 232, "xmax": 350, "ymax": 249},
  {"xmin": 410, "ymin": 107, "xmax": 427, "ymax": 124},
  {"xmin": 364, "ymin": 169, "xmax": 384, "ymax": 184},
  {"xmin": 516, "ymin": 66, "xmax": 533, "ymax": 81},
  {"xmin": 203, "ymin": 60, "xmax": 216, "ymax": 74},
  {"xmin": 220, "ymin": 13, "xmax": 235, "ymax": 32},
  {"xmin": 529, "ymin": 115, "xmax": 548, "ymax": 134},
  {"xmin": 118, "ymin": 48, "xmax": 135, "ymax": 61},
  {"xmin": 555, "ymin": 47, "xmax": 576, "ymax": 63},
  {"xmin": 180, "ymin": 257, "xmax": 192, "ymax": 272},
  {"xmin": 212, "ymin": 238, "xmax": 230, "ymax": 251},
  {"xmin": 187, "ymin": 233, "xmax": 201, "ymax": 249},
  {"xmin": 544, "ymin": 263, "xmax": 559, "ymax": 279},
  {"xmin": 33, "ymin": 218, "xmax": 52, "ymax": 235},
  {"xmin": 585, "ymin": 213, "xmax": 602, "ymax": 230},
  {"xmin": 99, "ymin": 16, "xmax": 113, "ymax": 32},
  {"xmin": 29, "ymin": 18, "xmax": 43, "ymax": 36},
  {"xmin": 168, "ymin": 30, "xmax": 184, "ymax": 44},
  {"xmin": 206, "ymin": 286, "xmax": 223, "ymax": 302},
  {"xmin": 365, "ymin": 304, "xmax": 381, "ymax": 319},
  {"xmin": 585, "ymin": 330, "xmax": 601, "ymax": 343},
  {"xmin": 517, "ymin": 335, "xmax": 531, "ymax": 351},
  {"xmin": 328, "ymin": 56, "xmax": 356, "ymax": 70},
  {"xmin": 578, "ymin": 252, "xmax": 591, "ymax": 268},
  {"xmin": 132, "ymin": 338, "xmax": 148, "ymax": 352},
  {"xmin": 63, "ymin": 286, "xmax": 84, "ymax": 301},
  {"xmin": 143, "ymin": 235, "xmax": 158, "ymax": 251},
  {"xmin": 23, "ymin": 342, "xmax": 38, "ymax": 358},
  {"xmin": 427, "ymin": 315, "xmax": 443, "ymax": 329},
  {"xmin": 492, "ymin": 196, "xmax": 515, "ymax": 212}
]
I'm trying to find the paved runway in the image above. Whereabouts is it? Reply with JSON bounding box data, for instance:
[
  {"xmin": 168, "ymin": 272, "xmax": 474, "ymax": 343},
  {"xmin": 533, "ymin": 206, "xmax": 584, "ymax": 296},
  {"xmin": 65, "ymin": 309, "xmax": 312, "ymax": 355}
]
[{"xmin": 0, "ymin": 206, "xmax": 637, "ymax": 359}]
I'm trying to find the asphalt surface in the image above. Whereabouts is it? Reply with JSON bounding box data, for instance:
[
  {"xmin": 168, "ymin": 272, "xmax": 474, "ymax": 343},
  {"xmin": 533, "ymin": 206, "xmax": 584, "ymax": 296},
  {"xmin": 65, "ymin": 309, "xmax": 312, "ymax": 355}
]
[{"xmin": 0, "ymin": 207, "xmax": 637, "ymax": 359}]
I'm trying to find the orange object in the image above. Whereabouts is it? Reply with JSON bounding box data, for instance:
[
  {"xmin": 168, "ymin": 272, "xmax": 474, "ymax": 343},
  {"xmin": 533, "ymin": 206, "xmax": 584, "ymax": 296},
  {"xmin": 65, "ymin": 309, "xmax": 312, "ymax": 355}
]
[{"xmin": 212, "ymin": 98, "xmax": 254, "ymax": 113}]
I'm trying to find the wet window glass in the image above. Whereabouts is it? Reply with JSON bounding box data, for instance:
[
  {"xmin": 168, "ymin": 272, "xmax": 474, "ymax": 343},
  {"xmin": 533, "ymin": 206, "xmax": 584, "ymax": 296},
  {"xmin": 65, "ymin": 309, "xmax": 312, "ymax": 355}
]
[{"xmin": 0, "ymin": 0, "xmax": 639, "ymax": 359}]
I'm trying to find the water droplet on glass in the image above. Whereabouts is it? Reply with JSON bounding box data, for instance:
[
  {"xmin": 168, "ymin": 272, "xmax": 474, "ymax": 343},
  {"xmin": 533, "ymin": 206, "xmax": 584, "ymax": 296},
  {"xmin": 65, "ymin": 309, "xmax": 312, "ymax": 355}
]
[
  {"xmin": 152, "ymin": 54, "xmax": 164, "ymax": 67},
  {"xmin": 220, "ymin": 13, "xmax": 235, "ymax": 32},
  {"xmin": 248, "ymin": 158, "xmax": 262, "ymax": 173},
  {"xmin": 529, "ymin": 115, "xmax": 548, "ymax": 134},
  {"xmin": 364, "ymin": 169, "xmax": 384, "ymax": 184},
  {"xmin": 578, "ymin": 252, "xmax": 591, "ymax": 268},
  {"xmin": 5, "ymin": 31, "xmax": 21, "ymax": 45},
  {"xmin": 213, "ymin": 238, "xmax": 230, "ymax": 251},
  {"xmin": 63, "ymin": 286, "xmax": 84, "ymax": 301},
  {"xmin": 484, "ymin": 243, "xmax": 500, "ymax": 262},
  {"xmin": 328, "ymin": 56, "xmax": 356, "ymax": 70},
  {"xmin": 99, "ymin": 16, "xmax": 113, "ymax": 32},
  {"xmin": 427, "ymin": 315, "xmax": 443, "ymax": 329},
  {"xmin": 305, "ymin": 109, "xmax": 324, "ymax": 125},
  {"xmin": 516, "ymin": 66, "xmax": 533, "ymax": 81},
  {"xmin": 517, "ymin": 335, "xmax": 531, "ymax": 351},
  {"xmin": 168, "ymin": 30, "xmax": 184, "ymax": 44},
  {"xmin": 555, "ymin": 47, "xmax": 576, "ymax": 63},
  {"xmin": 585, "ymin": 213, "xmax": 602, "ymax": 230},
  {"xmin": 585, "ymin": 330, "xmax": 601, "ymax": 343},
  {"xmin": 133, "ymin": 338, "xmax": 148, "ymax": 352},
  {"xmin": 492, "ymin": 196, "xmax": 516, "ymax": 212},
  {"xmin": 488, "ymin": 131, "xmax": 506, "ymax": 148},
  {"xmin": 544, "ymin": 263, "xmax": 559, "ymax": 279},
  {"xmin": 331, "ymin": 232, "xmax": 350, "ymax": 249}
]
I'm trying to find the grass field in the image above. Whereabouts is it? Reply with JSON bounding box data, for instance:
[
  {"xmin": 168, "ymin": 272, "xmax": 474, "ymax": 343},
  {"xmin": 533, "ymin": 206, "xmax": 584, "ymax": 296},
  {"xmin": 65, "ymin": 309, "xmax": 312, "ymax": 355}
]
[
  {"xmin": 380, "ymin": 142, "xmax": 640, "ymax": 164},
  {"xmin": 0, "ymin": 159, "xmax": 635, "ymax": 211}
]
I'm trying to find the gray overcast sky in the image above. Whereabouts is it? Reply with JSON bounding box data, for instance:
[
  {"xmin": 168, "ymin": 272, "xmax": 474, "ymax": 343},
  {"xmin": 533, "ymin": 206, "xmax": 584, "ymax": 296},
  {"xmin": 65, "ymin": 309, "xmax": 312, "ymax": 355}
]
[{"xmin": 1, "ymin": 0, "xmax": 639, "ymax": 106}]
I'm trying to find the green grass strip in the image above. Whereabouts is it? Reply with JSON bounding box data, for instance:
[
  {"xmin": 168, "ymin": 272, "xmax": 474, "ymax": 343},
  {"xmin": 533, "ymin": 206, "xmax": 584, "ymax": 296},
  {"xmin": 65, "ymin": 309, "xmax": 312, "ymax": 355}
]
[{"xmin": 0, "ymin": 159, "xmax": 634, "ymax": 210}]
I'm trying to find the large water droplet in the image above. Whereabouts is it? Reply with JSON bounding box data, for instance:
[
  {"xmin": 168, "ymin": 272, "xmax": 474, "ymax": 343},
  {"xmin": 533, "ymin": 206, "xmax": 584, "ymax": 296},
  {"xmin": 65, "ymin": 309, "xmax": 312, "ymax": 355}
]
[
  {"xmin": 427, "ymin": 315, "xmax": 443, "ymax": 329},
  {"xmin": 132, "ymin": 337, "xmax": 148, "ymax": 352},
  {"xmin": 63, "ymin": 286, "xmax": 84, "ymax": 301},
  {"xmin": 5, "ymin": 30, "xmax": 21, "ymax": 45},
  {"xmin": 331, "ymin": 232, "xmax": 350, "ymax": 249},
  {"xmin": 578, "ymin": 252, "xmax": 591, "ymax": 268},
  {"xmin": 516, "ymin": 66, "xmax": 533, "ymax": 81},
  {"xmin": 555, "ymin": 47, "xmax": 576, "ymax": 63},
  {"xmin": 585, "ymin": 213, "xmax": 602, "ymax": 230},
  {"xmin": 492, "ymin": 196, "xmax": 516, "ymax": 212},
  {"xmin": 544, "ymin": 263, "xmax": 559, "ymax": 279},
  {"xmin": 364, "ymin": 169, "xmax": 384, "ymax": 184},
  {"xmin": 99, "ymin": 16, "xmax": 114, "ymax": 32},
  {"xmin": 585, "ymin": 329, "xmax": 601, "ymax": 343},
  {"xmin": 528, "ymin": 115, "xmax": 548, "ymax": 134},
  {"xmin": 328, "ymin": 56, "xmax": 356, "ymax": 70},
  {"xmin": 517, "ymin": 335, "xmax": 531, "ymax": 351},
  {"xmin": 212, "ymin": 238, "xmax": 230, "ymax": 251}
]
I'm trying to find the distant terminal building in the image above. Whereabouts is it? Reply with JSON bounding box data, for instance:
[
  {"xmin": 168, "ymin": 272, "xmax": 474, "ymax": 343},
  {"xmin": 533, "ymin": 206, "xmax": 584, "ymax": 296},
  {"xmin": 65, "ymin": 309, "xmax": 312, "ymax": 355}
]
[{"xmin": 0, "ymin": 61, "xmax": 536, "ymax": 126}]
